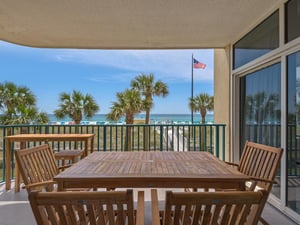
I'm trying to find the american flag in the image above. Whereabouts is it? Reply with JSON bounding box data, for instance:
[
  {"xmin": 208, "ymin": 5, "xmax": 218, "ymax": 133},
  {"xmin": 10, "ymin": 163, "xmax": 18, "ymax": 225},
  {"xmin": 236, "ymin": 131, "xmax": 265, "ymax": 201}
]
[{"xmin": 193, "ymin": 58, "xmax": 206, "ymax": 69}]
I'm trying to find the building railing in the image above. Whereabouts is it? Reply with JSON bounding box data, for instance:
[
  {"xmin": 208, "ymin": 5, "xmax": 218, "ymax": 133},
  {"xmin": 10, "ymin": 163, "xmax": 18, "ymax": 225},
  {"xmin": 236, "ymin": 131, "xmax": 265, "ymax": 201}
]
[{"xmin": 0, "ymin": 123, "xmax": 226, "ymax": 182}]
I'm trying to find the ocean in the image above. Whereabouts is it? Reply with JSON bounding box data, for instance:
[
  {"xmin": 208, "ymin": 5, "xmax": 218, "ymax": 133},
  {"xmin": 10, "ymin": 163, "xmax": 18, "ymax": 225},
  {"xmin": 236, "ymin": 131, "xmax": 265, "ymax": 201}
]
[{"xmin": 48, "ymin": 114, "xmax": 214, "ymax": 125}]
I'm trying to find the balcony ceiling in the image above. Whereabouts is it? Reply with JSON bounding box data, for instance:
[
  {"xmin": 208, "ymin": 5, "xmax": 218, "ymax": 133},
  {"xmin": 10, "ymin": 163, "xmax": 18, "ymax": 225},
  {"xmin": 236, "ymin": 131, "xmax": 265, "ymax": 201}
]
[{"xmin": 0, "ymin": 0, "xmax": 282, "ymax": 49}]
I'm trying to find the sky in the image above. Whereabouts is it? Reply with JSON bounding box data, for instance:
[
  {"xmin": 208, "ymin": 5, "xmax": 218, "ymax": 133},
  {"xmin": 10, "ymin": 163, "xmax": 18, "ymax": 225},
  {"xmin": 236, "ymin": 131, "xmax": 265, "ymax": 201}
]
[{"xmin": 0, "ymin": 41, "xmax": 214, "ymax": 114}]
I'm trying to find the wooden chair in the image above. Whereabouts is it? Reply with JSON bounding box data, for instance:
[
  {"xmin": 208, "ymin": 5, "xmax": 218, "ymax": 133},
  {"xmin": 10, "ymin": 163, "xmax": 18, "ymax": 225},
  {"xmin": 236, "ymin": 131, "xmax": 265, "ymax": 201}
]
[
  {"xmin": 28, "ymin": 189, "xmax": 145, "ymax": 225},
  {"xmin": 227, "ymin": 141, "xmax": 283, "ymax": 191},
  {"xmin": 225, "ymin": 141, "xmax": 283, "ymax": 225},
  {"xmin": 184, "ymin": 141, "xmax": 283, "ymax": 225},
  {"xmin": 151, "ymin": 189, "xmax": 267, "ymax": 225},
  {"xmin": 14, "ymin": 143, "xmax": 74, "ymax": 192}
]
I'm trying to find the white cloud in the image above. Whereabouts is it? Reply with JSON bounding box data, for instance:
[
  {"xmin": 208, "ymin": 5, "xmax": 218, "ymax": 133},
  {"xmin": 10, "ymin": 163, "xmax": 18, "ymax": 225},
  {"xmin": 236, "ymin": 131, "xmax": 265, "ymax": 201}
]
[
  {"xmin": 87, "ymin": 72, "xmax": 135, "ymax": 83},
  {"xmin": 49, "ymin": 49, "xmax": 214, "ymax": 83}
]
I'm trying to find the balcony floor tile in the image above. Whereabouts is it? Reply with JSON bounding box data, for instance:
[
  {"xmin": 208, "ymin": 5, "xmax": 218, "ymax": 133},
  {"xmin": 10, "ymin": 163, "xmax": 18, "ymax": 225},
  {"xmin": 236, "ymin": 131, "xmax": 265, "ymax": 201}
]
[{"xmin": 0, "ymin": 183, "xmax": 298, "ymax": 225}]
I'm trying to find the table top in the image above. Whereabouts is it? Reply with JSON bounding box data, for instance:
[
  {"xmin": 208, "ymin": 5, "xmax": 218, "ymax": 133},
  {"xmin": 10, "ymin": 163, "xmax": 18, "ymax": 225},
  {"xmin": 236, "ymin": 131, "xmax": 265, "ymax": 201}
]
[
  {"xmin": 5, "ymin": 133, "xmax": 95, "ymax": 141},
  {"xmin": 54, "ymin": 151, "xmax": 249, "ymax": 190}
]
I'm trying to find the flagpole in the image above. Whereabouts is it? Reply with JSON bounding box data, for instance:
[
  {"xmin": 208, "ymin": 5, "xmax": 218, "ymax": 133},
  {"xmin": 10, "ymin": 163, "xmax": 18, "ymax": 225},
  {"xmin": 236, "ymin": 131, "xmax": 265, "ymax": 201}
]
[{"xmin": 191, "ymin": 54, "xmax": 194, "ymax": 124}]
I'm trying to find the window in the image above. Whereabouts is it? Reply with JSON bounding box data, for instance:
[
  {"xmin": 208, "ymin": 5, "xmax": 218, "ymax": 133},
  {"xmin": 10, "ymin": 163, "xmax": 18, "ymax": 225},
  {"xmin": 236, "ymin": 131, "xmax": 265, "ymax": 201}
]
[
  {"xmin": 287, "ymin": 51, "xmax": 300, "ymax": 213},
  {"xmin": 285, "ymin": 0, "xmax": 300, "ymax": 43},
  {"xmin": 233, "ymin": 11, "xmax": 279, "ymax": 69},
  {"xmin": 240, "ymin": 63, "xmax": 281, "ymax": 199},
  {"xmin": 240, "ymin": 63, "xmax": 281, "ymax": 148}
]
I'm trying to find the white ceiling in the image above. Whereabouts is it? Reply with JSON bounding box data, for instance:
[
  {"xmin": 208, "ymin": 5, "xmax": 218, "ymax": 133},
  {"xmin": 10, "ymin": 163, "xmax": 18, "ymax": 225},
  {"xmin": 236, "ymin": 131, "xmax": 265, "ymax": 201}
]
[{"xmin": 0, "ymin": 0, "xmax": 282, "ymax": 49}]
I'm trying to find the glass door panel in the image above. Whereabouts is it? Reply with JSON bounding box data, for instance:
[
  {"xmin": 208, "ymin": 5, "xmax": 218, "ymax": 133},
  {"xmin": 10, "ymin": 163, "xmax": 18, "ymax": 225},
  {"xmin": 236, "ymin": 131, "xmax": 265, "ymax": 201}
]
[
  {"xmin": 287, "ymin": 51, "xmax": 300, "ymax": 214},
  {"xmin": 240, "ymin": 63, "xmax": 281, "ymax": 198}
]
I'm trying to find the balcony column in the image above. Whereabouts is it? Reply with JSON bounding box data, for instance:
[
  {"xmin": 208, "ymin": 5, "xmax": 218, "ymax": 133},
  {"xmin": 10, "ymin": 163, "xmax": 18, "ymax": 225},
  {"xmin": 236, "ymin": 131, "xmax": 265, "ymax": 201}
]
[{"xmin": 214, "ymin": 46, "xmax": 230, "ymax": 160}]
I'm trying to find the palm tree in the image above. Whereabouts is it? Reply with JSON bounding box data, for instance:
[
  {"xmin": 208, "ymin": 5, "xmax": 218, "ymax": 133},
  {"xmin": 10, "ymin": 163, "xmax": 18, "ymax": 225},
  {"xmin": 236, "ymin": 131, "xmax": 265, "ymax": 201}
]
[
  {"xmin": 107, "ymin": 89, "xmax": 143, "ymax": 151},
  {"xmin": 131, "ymin": 73, "xmax": 169, "ymax": 124},
  {"xmin": 189, "ymin": 93, "xmax": 214, "ymax": 151},
  {"xmin": 0, "ymin": 82, "xmax": 48, "ymax": 128},
  {"xmin": 0, "ymin": 82, "xmax": 35, "ymax": 114},
  {"xmin": 189, "ymin": 93, "xmax": 214, "ymax": 124},
  {"xmin": 54, "ymin": 90, "xmax": 99, "ymax": 125},
  {"xmin": 245, "ymin": 92, "xmax": 279, "ymax": 124},
  {"xmin": 0, "ymin": 106, "xmax": 49, "ymax": 125},
  {"xmin": 131, "ymin": 74, "xmax": 169, "ymax": 150}
]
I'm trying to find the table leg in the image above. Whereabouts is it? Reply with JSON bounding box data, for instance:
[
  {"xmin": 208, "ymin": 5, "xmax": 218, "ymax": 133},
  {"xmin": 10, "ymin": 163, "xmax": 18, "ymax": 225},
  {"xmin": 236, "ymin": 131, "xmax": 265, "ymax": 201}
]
[
  {"xmin": 56, "ymin": 181, "xmax": 64, "ymax": 191},
  {"xmin": 84, "ymin": 140, "xmax": 88, "ymax": 157},
  {"xmin": 15, "ymin": 141, "xmax": 26, "ymax": 192},
  {"xmin": 15, "ymin": 161, "xmax": 20, "ymax": 192},
  {"xmin": 90, "ymin": 137, "xmax": 94, "ymax": 154},
  {"xmin": 5, "ymin": 140, "xmax": 11, "ymax": 190}
]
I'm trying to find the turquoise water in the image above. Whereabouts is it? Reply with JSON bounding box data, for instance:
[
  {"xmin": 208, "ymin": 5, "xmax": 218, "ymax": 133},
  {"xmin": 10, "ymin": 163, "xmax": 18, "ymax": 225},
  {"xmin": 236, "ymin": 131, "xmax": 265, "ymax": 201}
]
[{"xmin": 48, "ymin": 114, "xmax": 214, "ymax": 125}]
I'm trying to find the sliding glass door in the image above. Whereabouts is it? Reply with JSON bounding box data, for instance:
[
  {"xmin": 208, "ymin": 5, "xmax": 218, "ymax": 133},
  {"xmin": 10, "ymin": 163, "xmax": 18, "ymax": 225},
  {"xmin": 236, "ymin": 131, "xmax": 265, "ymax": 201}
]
[
  {"xmin": 287, "ymin": 51, "xmax": 300, "ymax": 214},
  {"xmin": 240, "ymin": 63, "xmax": 281, "ymax": 199}
]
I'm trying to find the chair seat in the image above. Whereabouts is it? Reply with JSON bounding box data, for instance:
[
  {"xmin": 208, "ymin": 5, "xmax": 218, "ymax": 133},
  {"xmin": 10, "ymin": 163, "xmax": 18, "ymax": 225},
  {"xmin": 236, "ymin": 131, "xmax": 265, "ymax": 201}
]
[
  {"xmin": 54, "ymin": 149, "xmax": 85, "ymax": 167},
  {"xmin": 54, "ymin": 149, "xmax": 84, "ymax": 158}
]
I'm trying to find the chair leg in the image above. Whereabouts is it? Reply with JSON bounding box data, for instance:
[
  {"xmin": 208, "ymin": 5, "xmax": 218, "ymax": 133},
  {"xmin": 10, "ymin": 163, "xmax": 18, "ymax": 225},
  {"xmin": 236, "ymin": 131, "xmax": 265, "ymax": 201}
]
[
  {"xmin": 151, "ymin": 189, "xmax": 161, "ymax": 225},
  {"xmin": 259, "ymin": 216, "xmax": 269, "ymax": 225},
  {"xmin": 136, "ymin": 191, "xmax": 145, "ymax": 225}
]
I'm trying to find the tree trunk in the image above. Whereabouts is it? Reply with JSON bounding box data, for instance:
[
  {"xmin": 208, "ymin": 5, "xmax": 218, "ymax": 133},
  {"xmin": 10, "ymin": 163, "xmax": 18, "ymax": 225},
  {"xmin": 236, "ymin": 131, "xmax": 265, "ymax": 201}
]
[
  {"xmin": 200, "ymin": 110, "xmax": 206, "ymax": 151},
  {"xmin": 125, "ymin": 116, "xmax": 134, "ymax": 151},
  {"xmin": 144, "ymin": 110, "xmax": 150, "ymax": 151}
]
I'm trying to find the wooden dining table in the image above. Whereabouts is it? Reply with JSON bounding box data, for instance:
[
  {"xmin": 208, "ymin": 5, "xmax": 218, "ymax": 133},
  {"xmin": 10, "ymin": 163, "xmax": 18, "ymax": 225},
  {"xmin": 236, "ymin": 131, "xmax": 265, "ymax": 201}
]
[
  {"xmin": 5, "ymin": 133, "xmax": 95, "ymax": 191},
  {"xmin": 54, "ymin": 151, "xmax": 249, "ymax": 191}
]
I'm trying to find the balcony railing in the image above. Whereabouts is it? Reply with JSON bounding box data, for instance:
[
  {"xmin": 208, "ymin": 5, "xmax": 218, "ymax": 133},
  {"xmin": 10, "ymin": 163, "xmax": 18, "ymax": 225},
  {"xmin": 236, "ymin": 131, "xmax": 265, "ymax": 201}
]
[
  {"xmin": 244, "ymin": 123, "xmax": 300, "ymax": 176},
  {"xmin": 0, "ymin": 123, "xmax": 226, "ymax": 182}
]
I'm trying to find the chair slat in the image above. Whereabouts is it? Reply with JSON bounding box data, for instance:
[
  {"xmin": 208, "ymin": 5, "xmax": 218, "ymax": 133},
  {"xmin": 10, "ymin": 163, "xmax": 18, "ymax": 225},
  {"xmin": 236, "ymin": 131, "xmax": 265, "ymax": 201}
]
[
  {"xmin": 15, "ymin": 144, "xmax": 60, "ymax": 192},
  {"xmin": 233, "ymin": 141, "xmax": 283, "ymax": 225},
  {"xmin": 153, "ymin": 190, "xmax": 267, "ymax": 225},
  {"xmin": 29, "ymin": 189, "xmax": 144, "ymax": 225},
  {"xmin": 238, "ymin": 141, "xmax": 283, "ymax": 192},
  {"xmin": 15, "ymin": 143, "xmax": 88, "ymax": 192}
]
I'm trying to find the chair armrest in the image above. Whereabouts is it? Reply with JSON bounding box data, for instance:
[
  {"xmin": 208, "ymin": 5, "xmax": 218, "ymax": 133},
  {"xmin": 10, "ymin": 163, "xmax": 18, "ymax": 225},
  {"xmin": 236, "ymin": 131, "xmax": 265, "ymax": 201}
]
[
  {"xmin": 249, "ymin": 176, "xmax": 276, "ymax": 184},
  {"xmin": 136, "ymin": 191, "xmax": 145, "ymax": 225},
  {"xmin": 151, "ymin": 189, "xmax": 161, "ymax": 225},
  {"xmin": 58, "ymin": 164, "xmax": 72, "ymax": 171},
  {"xmin": 23, "ymin": 180, "xmax": 56, "ymax": 189},
  {"xmin": 225, "ymin": 161, "xmax": 239, "ymax": 167},
  {"xmin": 246, "ymin": 177, "xmax": 276, "ymax": 191}
]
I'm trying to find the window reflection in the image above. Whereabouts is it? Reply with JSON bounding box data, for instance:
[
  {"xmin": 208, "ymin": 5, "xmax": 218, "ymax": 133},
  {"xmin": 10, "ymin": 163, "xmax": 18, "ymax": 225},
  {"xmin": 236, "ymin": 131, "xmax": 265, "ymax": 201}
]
[
  {"xmin": 240, "ymin": 63, "xmax": 281, "ymax": 199},
  {"xmin": 285, "ymin": 0, "xmax": 300, "ymax": 43},
  {"xmin": 287, "ymin": 51, "xmax": 300, "ymax": 214},
  {"xmin": 233, "ymin": 11, "xmax": 279, "ymax": 69},
  {"xmin": 240, "ymin": 63, "xmax": 281, "ymax": 147}
]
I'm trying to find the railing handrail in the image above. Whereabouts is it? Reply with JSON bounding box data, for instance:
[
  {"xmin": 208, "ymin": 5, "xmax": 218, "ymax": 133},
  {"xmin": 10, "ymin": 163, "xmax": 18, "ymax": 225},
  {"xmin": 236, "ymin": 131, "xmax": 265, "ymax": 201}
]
[{"xmin": 0, "ymin": 123, "xmax": 226, "ymax": 182}]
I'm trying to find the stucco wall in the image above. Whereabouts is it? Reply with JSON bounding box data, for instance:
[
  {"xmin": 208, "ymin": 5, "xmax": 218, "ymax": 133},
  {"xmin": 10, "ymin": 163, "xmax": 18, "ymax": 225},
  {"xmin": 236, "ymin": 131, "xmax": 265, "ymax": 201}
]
[{"xmin": 214, "ymin": 47, "xmax": 231, "ymax": 160}]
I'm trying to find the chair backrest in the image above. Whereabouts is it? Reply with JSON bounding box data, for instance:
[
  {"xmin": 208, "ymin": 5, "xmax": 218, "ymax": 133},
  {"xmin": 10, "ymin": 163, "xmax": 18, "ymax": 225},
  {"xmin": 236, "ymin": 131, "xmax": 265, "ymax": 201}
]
[
  {"xmin": 28, "ymin": 189, "xmax": 137, "ymax": 225},
  {"xmin": 238, "ymin": 141, "xmax": 283, "ymax": 192},
  {"xmin": 162, "ymin": 190, "xmax": 267, "ymax": 225},
  {"xmin": 14, "ymin": 143, "xmax": 59, "ymax": 192}
]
